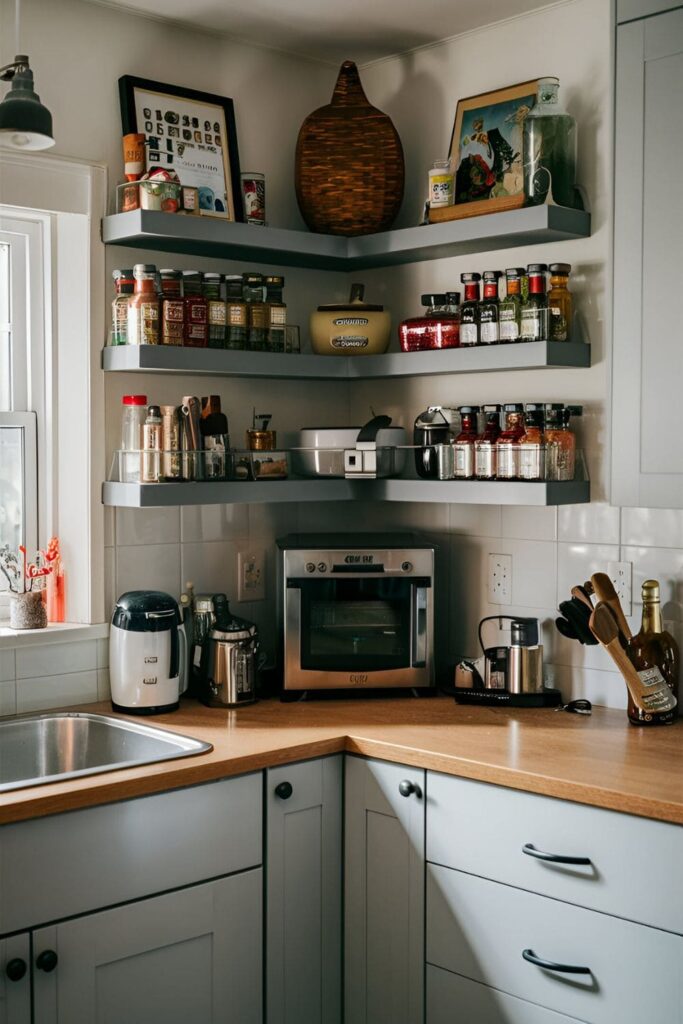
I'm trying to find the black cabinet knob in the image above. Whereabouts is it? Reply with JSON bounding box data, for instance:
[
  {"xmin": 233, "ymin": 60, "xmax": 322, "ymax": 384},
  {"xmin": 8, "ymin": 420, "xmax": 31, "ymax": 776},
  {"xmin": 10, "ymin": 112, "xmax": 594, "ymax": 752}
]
[
  {"xmin": 36, "ymin": 950, "xmax": 58, "ymax": 973},
  {"xmin": 5, "ymin": 958, "xmax": 27, "ymax": 982},
  {"xmin": 275, "ymin": 781, "xmax": 293, "ymax": 800},
  {"xmin": 398, "ymin": 779, "xmax": 420, "ymax": 798}
]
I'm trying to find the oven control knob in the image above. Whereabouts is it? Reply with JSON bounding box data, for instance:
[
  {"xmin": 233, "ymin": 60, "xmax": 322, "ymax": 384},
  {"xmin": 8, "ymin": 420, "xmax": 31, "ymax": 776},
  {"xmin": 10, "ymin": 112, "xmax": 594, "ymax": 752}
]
[
  {"xmin": 401, "ymin": 561, "xmax": 413, "ymax": 572},
  {"xmin": 305, "ymin": 562, "xmax": 316, "ymax": 573},
  {"xmin": 317, "ymin": 562, "xmax": 327, "ymax": 573}
]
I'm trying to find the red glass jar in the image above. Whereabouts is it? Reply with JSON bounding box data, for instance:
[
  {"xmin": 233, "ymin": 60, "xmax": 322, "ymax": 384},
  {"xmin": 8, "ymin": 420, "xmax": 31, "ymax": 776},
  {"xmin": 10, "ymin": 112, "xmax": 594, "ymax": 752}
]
[
  {"xmin": 453, "ymin": 406, "xmax": 480, "ymax": 479},
  {"xmin": 182, "ymin": 271, "xmax": 208, "ymax": 347},
  {"xmin": 399, "ymin": 294, "xmax": 460, "ymax": 351}
]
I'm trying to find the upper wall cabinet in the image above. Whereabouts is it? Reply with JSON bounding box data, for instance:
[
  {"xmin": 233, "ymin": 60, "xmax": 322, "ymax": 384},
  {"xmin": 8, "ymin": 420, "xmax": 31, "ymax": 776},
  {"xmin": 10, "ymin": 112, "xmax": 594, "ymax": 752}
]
[{"xmin": 611, "ymin": 6, "xmax": 683, "ymax": 507}]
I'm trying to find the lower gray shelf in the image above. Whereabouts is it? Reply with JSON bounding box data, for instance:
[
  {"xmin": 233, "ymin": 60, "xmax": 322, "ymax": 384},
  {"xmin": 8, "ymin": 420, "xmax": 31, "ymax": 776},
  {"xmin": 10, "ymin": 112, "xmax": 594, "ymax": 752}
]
[{"xmin": 102, "ymin": 477, "xmax": 590, "ymax": 508}]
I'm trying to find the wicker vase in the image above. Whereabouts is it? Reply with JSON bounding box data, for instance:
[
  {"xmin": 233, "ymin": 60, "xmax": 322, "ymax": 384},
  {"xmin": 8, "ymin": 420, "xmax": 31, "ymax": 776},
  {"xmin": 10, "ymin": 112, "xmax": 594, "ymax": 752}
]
[{"xmin": 295, "ymin": 60, "xmax": 404, "ymax": 237}]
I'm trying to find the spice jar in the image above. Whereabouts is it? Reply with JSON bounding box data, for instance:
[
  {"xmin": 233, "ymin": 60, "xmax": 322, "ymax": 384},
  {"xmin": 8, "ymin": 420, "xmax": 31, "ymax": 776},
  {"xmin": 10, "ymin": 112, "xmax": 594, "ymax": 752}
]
[
  {"xmin": 545, "ymin": 404, "xmax": 581, "ymax": 481},
  {"xmin": 243, "ymin": 272, "xmax": 267, "ymax": 351},
  {"xmin": 518, "ymin": 404, "xmax": 546, "ymax": 481},
  {"xmin": 182, "ymin": 271, "xmax": 208, "ymax": 347},
  {"xmin": 225, "ymin": 275, "xmax": 248, "ymax": 350},
  {"xmin": 548, "ymin": 263, "xmax": 572, "ymax": 342},
  {"xmin": 203, "ymin": 272, "xmax": 226, "ymax": 349},
  {"xmin": 428, "ymin": 159, "xmax": 454, "ymax": 208},
  {"xmin": 127, "ymin": 264, "xmax": 160, "ymax": 346},
  {"xmin": 142, "ymin": 405, "xmax": 162, "ymax": 483},
  {"xmin": 453, "ymin": 407, "xmax": 480, "ymax": 479},
  {"xmin": 475, "ymin": 404, "xmax": 502, "ymax": 479},
  {"xmin": 111, "ymin": 269, "xmax": 134, "ymax": 346},
  {"xmin": 496, "ymin": 404, "xmax": 525, "ymax": 479},
  {"xmin": 159, "ymin": 269, "xmax": 184, "ymax": 346},
  {"xmin": 265, "ymin": 275, "xmax": 286, "ymax": 353},
  {"xmin": 120, "ymin": 394, "xmax": 147, "ymax": 483}
]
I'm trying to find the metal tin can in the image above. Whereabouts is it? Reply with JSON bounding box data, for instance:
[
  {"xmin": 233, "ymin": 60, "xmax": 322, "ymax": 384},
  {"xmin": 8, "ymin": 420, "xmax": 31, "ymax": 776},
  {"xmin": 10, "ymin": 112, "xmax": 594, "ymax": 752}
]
[{"xmin": 241, "ymin": 172, "xmax": 266, "ymax": 225}]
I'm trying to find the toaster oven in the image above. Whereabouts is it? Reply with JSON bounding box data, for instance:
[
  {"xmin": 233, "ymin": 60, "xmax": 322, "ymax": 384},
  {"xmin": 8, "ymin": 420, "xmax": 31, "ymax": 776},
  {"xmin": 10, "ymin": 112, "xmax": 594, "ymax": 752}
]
[{"xmin": 277, "ymin": 534, "xmax": 435, "ymax": 694}]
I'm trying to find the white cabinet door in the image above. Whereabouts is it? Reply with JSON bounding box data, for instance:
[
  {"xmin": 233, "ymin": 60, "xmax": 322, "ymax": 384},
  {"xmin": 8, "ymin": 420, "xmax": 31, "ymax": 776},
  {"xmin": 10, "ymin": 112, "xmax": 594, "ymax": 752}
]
[
  {"xmin": 33, "ymin": 871, "xmax": 262, "ymax": 1024},
  {"xmin": 267, "ymin": 756, "xmax": 342, "ymax": 1024},
  {"xmin": 0, "ymin": 934, "xmax": 30, "ymax": 1024},
  {"xmin": 612, "ymin": 7, "xmax": 683, "ymax": 506},
  {"xmin": 344, "ymin": 756, "xmax": 425, "ymax": 1024}
]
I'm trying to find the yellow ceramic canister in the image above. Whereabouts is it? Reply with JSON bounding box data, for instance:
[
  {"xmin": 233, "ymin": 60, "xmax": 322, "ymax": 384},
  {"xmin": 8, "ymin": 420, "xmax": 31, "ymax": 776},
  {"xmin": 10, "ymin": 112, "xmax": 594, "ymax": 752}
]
[{"xmin": 310, "ymin": 283, "xmax": 391, "ymax": 356}]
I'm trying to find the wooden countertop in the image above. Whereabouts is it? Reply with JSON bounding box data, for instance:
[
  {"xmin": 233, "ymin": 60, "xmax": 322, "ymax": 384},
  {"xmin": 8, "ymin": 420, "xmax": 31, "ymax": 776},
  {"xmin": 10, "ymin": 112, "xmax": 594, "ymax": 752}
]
[{"xmin": 1, "ymin": 697, "xmax": 682, "ymax": 826}]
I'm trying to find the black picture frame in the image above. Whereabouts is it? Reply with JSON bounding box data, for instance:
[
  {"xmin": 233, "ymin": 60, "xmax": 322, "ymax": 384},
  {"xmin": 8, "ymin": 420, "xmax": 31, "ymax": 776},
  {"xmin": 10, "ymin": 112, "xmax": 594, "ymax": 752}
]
[{"xmin": 119, "ymin": 74, "xmax": 243, "ymax": 221}]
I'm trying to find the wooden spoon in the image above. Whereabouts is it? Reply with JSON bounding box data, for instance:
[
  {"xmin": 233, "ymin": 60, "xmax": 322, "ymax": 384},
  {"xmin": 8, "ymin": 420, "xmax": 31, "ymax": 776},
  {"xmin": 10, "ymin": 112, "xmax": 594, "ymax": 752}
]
[
  {"xmin": 589, "ymin": 603, "xmax": 676, "ymax": 715},
  {"xmin": 591, "ymin": 573, "xmax": 632, "ymax": 641}
]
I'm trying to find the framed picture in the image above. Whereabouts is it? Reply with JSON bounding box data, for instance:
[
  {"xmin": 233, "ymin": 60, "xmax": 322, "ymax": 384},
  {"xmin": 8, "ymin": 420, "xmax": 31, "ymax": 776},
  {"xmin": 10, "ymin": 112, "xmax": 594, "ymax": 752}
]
[
  {"xmin": 119, "ymin": 75, "xmax": 243, "ymax": 221},
  {"xmin": 445, "ymin": 79, "xmax": 539, "ymax": 218}
]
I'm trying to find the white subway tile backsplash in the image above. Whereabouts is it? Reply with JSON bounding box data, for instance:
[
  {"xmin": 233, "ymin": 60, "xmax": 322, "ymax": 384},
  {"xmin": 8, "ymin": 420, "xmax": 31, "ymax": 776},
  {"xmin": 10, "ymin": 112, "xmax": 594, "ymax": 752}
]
[
  {"xmin": 0, "ymin": 648, "xmax": 15, "ymax": 682},
  {"xmin": 449, "ymin": 504, "xmax": 502, "ymax": 537},
  {"xmin": 501, "ymin": 506, "xmax": 557, "ymax": 542},
  {"xmin": 181, "ymin": 540, "xmax": 238, "ymax": 598},
  {"xmin": 0, "ymin": 679, "xmax": 16, "ymax": 716},
  {"xmin": 507, "ymin": 539, "xmax": 557, "ymax": 609},
  {"xmin": 621, "ymin": 545, "xmax": 683, "ymax": 608},
  {"xmin": 621, "ymin": 508, "xmax": 683, "ymax": 549},
  {"xmin": 548, "ymin": 664, "xmax": 627, "ymax": 711},
  {"xmin": 116, "ymin": 543, "xmax": 181, "ymax": 599},
  {"xmin": 247, "ymin": 502, "xmax": 298, "ymax": 543},
  {"xmin": 104, "ymin": 546, "xmax": 116, "ymax": 618},
  {"xmin": 558, "ymin": 503, "xmax": 620, "ymax": 545},
  {"xmin": 16, "ymin": 670, "xmax": 99, "ymax": 713},
  {"xmin": 181, "ymin": 504, "xmax": 249, "ymax": 543},
  {"xmin": 97, "ymin": 667, "xmax": 111, "ymax": 702},
  {"xmin": 115, "ymin": 507, "xmax": 181, "ymax": 546},
  {"xmin": 96, "ymin": 637, "xmax": 109, "ymax": 669},
  {"xmin": 556, "ymin": 541, "xmax": 620, "ymax": 606},
  {"xmin": 16, "ymin": 640, "xmax": 97, "ymax": 681}
]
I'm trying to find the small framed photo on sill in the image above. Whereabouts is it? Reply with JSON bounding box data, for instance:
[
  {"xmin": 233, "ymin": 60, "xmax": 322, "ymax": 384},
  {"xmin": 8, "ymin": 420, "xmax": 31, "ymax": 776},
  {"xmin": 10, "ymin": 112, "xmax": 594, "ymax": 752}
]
[{"xmin": 118, "ymin": 75, "xmax": 244, "ymax": 221}]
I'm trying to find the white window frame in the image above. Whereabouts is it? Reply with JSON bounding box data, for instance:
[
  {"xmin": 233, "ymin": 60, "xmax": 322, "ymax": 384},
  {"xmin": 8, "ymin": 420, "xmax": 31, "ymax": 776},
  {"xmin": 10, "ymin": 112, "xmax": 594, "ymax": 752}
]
[{"xmin": 0, "ymin": 152, "xmax": 106, "ymax": 626}]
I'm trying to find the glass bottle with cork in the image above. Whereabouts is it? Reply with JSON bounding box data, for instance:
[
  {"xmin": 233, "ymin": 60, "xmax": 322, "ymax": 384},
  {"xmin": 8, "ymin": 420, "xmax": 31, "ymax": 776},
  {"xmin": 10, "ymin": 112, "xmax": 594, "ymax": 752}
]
[
  {"xmin": 159, "ymin": 269, "xmax": 184, "ymax": 346},
  {"xmin": 225, "ymin": 275, "xmax": 248, "ymax": 350},
  {"xmin": 459, "ymin": 273, "xmax": 481, "ymax": 346},
  {"xmin": 243, "ymin": 272, "xmax": 268, "ymax": 351},
  {"xmin": 111, "ymin": 269, "xmax": 134, "ymax": 346},
  {"xmin": 496, "ymin": 404, "xmax": 526, "ymax": 479},
  {"xmin": 203, "ymin": 272, "xmax": 226, "ymax": 349},
  {"xmin": 265, "ymin": 275, "xmax": 286, "ymax": 353},
  {"xmin": 182, "ymin": 271, "xmax": 208, "ymax": 347},
  {"xmin": 127, "ymin": 264, "xmax": 160, "ymax": 346},
  {"xmin": 520, "ymin": 264, "xmax": 550, "ymax": 343},
  {"xmin": 399, "ymin": 294, "xmax": 460, "ymax": 351},
  {"xmin": 518, "ymin": 404, "xmax": 546, "ymax": 481},
  {"xmin": 545, "ymin": 404, "xmax": 581, "ymax": 481},
  {"xmin": 627, "ymin": 580, "xmax": 679, "ymax": 726},
  {"xmin": 453, "ymin": 406, "xmax": 480, "ymax": 479},
  {"xmin": 475, "ymin": 404, "xmax": 502, "ymax": 480},
  {"xmin": 548, "ymin": 263, "xmax": 573, "ymax": 342},
  {"xmin": 479, "ymin": 271, "xmax": 502, "ymax": 345},
  {"xmin": 498, "ymin": 268, "xmax": 525, "ymax": 343}
]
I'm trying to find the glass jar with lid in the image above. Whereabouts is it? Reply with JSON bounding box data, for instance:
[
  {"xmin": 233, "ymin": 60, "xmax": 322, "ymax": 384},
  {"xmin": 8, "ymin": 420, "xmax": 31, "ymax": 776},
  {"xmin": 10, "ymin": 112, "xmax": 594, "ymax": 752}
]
[
  {"xmin": 182, "ymin": 271, "xmax": 208, "ymax": 347},
  {"xmin": 548, "ymin": 263, "xmax": 573, "ymax": 342},
  {"xmin": 203, "ymin": 272, "xmax": 226, "ymax": 349},
  {"xmin": 265, "ymin": 275, "xmax": 286, "ymax": 352},
  {"xmin": 523, "ymin": 77, "xmax": 580, "ymax": 209},
  {"xmin": 243, "ymin": 272, "xmax": 267, "ymax": 351},
  {"xmin": 111, "ymin": 269, "xmax": 134, "ymax": 346},
  {"xmin": 225, "ymin": 275, "xmax": 248, "ymax": 350},
  {"xmin": 399, "ymin": 294, "xmax": 460, "ymax": 351},
  {"xmin": 159, "ymin": 269, "xmax": 184, "ymax": 346},
  {"xmin": 496, "ymin": 404, "xmax": 525, "ymax": 479},
  {"xmin": 127, "ymin": 264, "xmax": 160, "ymax": 346}
]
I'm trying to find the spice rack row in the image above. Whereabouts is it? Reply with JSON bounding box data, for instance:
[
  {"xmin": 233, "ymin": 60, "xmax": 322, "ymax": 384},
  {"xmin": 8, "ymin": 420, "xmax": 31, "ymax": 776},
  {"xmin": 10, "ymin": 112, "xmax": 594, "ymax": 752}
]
[
  {"xmin": 102, "ymin": 477, "xmax": 590, "ymax": 508},
  {"xmin": 102, "ymin": 337, "xmax": 590, "ymax": 379},
  {"xmin": 102, "ymin": 205, "xmax": 591, "ymax": 272}
]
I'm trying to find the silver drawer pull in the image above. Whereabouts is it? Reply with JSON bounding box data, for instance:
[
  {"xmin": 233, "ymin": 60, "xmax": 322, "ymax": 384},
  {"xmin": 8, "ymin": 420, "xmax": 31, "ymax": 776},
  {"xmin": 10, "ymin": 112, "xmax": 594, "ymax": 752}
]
[
  {"xmin": 523, "ymin": 949, "xmax": 591, "ymax": 975},
  {"xmin": 523, "ymin": 843, "xmax": 591, "ymax": 866}
]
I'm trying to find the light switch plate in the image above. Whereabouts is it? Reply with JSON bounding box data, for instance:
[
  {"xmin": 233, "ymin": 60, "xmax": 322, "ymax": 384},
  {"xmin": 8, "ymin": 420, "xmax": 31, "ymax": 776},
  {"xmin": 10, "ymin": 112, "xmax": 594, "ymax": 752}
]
[
  {"xmin": 607, "ymin": 560, "xmax": 632, "ymax": 616},
  {"xmin": 238, "ymin": 548, "xmax": 265, "ymax": 602},
  {"xmin": 488, "ymin": 553, "xmax": 512, "ymax": 605}
]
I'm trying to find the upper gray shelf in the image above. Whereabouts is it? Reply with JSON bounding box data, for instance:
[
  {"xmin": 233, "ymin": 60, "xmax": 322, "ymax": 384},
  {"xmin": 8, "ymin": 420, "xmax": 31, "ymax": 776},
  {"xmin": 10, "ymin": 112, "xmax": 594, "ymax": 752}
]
[
  {"xmin": 101, "ymin": 206, "xmax": 591, "ymax": 272},
  {"xmin": 102, "ymin": 339, "xmax": 590, "ymax": 379}
]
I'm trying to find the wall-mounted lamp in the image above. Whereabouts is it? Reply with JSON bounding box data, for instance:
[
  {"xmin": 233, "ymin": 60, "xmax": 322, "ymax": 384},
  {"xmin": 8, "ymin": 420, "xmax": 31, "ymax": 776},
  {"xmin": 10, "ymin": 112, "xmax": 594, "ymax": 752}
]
[{"xmin": 0, "ymin": 55, "xmax": 54, "ymax": 151}]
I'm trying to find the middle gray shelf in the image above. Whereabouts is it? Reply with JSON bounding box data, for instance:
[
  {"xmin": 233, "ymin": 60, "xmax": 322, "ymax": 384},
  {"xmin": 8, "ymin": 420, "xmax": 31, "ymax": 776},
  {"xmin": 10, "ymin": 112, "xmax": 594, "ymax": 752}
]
[{"xmin": 102, "ymin": 339, "xmax": 590, "ymax": 380}]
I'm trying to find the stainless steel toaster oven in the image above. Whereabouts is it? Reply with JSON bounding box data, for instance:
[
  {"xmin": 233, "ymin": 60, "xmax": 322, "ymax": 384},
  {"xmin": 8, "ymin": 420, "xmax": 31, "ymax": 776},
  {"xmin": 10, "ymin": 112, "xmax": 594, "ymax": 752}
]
[{"xmin": 277, "ymin": 533, "xmax": 435, "ymax": 694}]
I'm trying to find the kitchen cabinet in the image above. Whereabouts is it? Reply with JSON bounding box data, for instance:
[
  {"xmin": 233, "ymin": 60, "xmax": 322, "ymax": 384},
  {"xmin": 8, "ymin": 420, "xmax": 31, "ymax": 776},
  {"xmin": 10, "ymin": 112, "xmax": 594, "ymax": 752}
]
[
  {"xmin": 266, "ymin": 756, "xmax": 342, "ymax": 1024},
  {"xmin": 344, "ymin": 755, "xmax": 425, "ymax": 1024},
  {"xmin": 32, "ymin": 871, "xmax": 262, "ymax": 1024},
  {"xmin": 0, "ymin": 934, "xmax": 31, "ymax": 1024},
  {"xmin": 612, "ymin": 5, "xmax": 683, "ymax": 506}
]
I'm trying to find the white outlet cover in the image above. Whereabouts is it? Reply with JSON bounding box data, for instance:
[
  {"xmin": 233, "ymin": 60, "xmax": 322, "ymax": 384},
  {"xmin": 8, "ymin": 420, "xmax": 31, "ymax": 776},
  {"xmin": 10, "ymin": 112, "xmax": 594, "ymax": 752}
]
[
  {"xmin": 238, "ymin": 548, "xmax": 266, "ymax": 602},
  {"xmin": 488, "ymin": 552, "xmax": 512, "ymax": 605}
]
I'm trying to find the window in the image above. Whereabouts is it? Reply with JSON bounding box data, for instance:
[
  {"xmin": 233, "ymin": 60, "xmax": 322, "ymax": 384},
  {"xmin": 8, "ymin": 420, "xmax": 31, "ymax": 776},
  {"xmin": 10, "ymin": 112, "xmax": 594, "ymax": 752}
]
[{"xmin": 0, "ymin": 213, "xmax": 45, "ymax": 605}]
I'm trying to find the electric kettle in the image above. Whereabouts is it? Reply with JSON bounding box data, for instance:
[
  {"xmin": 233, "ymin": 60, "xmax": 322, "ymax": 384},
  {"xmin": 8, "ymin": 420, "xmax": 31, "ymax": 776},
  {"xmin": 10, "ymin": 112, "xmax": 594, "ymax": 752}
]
[
  {"xmin": 109, "ymin": 591, "xmax": 187, "ymax": 714},
  {"xmin": 478, "ymin": 615, "xmax": 544, "ymax": 694},
  {"xmin": 200, "ymin": 596, "xmax": 261, "ymax": 708}
]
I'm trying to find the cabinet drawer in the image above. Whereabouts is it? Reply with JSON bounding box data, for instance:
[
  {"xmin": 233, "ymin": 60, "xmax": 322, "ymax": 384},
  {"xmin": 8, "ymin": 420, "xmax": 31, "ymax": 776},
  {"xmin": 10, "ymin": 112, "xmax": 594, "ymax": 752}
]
[
  {"xmin": 426, "ymin": 771, "xmax": 683, "ymax": 933},
  {"xmin": 427, "ymin": 864, "xmax": 683, "ymax": 1024},
  {"xmin": 427, "ymin": 965, "xmax": 586, "ymax": 1024},
  {"xmin": 0, "ymin": 773, "xmax": 262, "ymax": 935}
]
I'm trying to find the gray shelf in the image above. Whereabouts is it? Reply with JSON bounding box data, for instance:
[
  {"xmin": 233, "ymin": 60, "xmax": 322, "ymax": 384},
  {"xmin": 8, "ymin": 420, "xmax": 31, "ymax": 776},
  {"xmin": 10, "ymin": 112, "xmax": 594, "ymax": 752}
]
[
  {"xmin": 102, "ymin": 205, "xmax": 591, "ymax": 272},
  {"xmin": 102, "ymin": 339, "xmax": 590, "ymax": 379},
  {"xmin": 102, "ymin": 477, "xmax": 589, "ymax": 508}
]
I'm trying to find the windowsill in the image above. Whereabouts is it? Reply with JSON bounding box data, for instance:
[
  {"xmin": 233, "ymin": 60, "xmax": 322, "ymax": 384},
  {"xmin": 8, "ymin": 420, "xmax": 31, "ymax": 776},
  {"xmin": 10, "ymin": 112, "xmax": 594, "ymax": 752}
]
[{"xmin": 0, "ymin": 621, "xmax": 109, "ymax": 649}]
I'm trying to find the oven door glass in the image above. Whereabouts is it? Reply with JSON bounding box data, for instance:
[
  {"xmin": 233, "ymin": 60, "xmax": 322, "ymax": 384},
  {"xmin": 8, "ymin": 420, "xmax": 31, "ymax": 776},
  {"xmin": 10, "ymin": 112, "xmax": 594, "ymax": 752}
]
[{"xmin": 293, "ymin": 577, "xmax": 427, "ymax": 672}]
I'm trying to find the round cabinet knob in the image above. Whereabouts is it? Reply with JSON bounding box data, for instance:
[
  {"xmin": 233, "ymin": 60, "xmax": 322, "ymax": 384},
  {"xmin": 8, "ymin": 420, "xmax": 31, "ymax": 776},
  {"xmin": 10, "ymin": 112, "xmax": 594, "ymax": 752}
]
[
  {"xmin": 36, "ymin": 950, "xmax": 58, "ymax": 973},
  {"xmin": 275, "ymin": 781, "xmax": 293, "ymax": 800},
  {"xmin": 398, "ymin": 779, "xmax": 419, "ymax": 798},
  {"xmin": 5, "ymin": 958, "xmax": 27, "ymax": 982}
]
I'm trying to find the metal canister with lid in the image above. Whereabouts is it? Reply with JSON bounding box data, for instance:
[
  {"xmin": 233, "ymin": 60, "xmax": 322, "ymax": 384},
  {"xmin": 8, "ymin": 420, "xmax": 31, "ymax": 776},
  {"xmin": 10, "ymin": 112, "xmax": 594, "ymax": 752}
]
[{"xmin": 200, "ymin": 596, "xmax": 261, "ymax": 707}]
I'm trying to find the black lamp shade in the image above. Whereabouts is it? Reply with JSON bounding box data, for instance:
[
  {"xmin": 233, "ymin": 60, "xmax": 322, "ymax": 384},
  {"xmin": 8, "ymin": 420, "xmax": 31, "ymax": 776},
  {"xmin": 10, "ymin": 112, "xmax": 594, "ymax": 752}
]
[{"xmin": 0, "ymin": 60, "xmax": 54, "ymax": 151}]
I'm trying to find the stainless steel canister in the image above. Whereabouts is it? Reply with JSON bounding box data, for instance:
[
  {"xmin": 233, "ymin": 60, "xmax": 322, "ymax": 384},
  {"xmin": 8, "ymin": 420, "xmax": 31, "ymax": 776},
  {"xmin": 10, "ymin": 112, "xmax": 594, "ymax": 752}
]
[
  {"xmin": 202, "ymin": 624, "xmax": 260, "ymax": 707},
  {"xmin": 435, "ymin": 443, "xmax": 456, "ymax": 480},
  {"xmin": 160, "ymin": 405, "xmax": 182, "ymax": 481}
]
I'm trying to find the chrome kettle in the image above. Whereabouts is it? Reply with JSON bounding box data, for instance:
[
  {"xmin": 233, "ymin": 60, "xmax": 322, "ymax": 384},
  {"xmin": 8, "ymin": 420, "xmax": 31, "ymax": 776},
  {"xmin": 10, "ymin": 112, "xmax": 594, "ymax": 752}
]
[{"xmin": 200, "ymin": 596, "xmax": 261, "ymax": 708}]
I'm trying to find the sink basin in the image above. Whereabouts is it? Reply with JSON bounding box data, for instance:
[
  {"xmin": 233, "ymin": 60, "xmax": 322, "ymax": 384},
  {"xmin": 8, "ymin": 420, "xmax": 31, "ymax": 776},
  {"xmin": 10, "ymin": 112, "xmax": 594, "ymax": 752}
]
[{"xmin": 0, "ymin": 712, "xmax": 213, "ymax": 792}]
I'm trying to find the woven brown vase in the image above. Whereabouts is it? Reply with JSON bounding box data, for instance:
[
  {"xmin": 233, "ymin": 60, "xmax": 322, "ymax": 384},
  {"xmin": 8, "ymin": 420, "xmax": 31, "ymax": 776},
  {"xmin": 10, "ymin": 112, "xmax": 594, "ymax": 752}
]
[{"xmin": 295, "ymin": 60, "xmax": 404, "ymax": 236}]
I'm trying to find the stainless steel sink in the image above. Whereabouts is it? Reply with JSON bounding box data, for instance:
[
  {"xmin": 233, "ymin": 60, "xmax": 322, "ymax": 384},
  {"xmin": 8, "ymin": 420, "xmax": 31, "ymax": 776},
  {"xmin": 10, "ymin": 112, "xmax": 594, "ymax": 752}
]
[{"xmin": 0, "ymin": 712, "xmax": 213, "ymax": 792}]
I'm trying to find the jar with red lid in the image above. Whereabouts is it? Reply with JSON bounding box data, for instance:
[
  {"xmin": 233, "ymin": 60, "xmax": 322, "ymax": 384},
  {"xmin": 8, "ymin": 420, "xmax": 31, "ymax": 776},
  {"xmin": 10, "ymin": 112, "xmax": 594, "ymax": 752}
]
[{"xmin": 120, "ymin": 394, "xmax": 148, "ymax": 483}]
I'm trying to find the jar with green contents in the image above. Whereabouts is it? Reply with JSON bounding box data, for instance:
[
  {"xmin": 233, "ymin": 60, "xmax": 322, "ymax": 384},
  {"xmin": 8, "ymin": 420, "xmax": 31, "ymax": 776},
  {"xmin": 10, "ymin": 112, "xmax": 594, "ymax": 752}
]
[
  {"xmin": 225, "ymin": 275, "xmax": 247, "ymax": 349},
  {"xmin": 243, "ymin": 272, "xmax": 267, "ymax": 351},
  {"xmin": 265, "ymin": 275, "xmax": 286, "ymax": 352},
  {"xmin": 548, "ymin": 263, "xmax": 573, "ymax": 342},
  {"xmin": 203, "ymin": 272, "xmax": 226, "ymax": 349}
]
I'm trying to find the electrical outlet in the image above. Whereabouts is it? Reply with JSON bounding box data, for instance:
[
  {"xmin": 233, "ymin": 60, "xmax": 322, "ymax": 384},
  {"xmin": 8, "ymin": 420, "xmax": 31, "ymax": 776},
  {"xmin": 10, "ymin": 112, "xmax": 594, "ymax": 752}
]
[
  {"xmin": 607, "ymin": 560, "xmax": 632, "ymax": 616},
  {"xmin": 488, "ymin": 553, "xmax": 512, "ymax": 605},
  {"xmin": 238, "ymin": 548, "xmax": 265, "ymax": 602}
]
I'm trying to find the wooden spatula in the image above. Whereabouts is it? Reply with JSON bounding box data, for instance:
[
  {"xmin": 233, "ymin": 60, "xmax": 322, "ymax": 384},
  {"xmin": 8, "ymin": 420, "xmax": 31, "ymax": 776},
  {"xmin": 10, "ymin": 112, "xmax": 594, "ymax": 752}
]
[
  {"xmin": 589, "ymin": 603, "xmax": 677, "ymax": 715},
  {"xmin": 591, "ymin": 573, "xmax": 632, "ymax": 641}
]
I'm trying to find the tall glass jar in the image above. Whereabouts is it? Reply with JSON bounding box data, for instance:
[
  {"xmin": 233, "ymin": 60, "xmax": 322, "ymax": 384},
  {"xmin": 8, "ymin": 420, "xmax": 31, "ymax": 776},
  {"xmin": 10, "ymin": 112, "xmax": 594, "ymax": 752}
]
[
  {"xmin": 182, "ymin": 271, "xmax": 208, "ymax": 347},
  {"xmin": 548, "ymin": 263, "xmax": 573, "ymax": 342},
  {"xmin": 523, "ymin": 77, "xmax": 580, "ymax": 209},
  {"xmin": 111, "ymin": 269, "xmax": 134, "ymax": 346},
  {"xmin": 225, "ymin": 275, "xmax": 248, "ymax": 350},
  {"xmin": 203, "ymin": 272, "xmax": 226, "ymax": 349},
  {"xmin": 159, "ymin": 269, "xmax": 184, "ymax": 346},
  {"xmin": 127, "ymin": 264, "xmax": 160, "ymax": 346}
]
